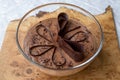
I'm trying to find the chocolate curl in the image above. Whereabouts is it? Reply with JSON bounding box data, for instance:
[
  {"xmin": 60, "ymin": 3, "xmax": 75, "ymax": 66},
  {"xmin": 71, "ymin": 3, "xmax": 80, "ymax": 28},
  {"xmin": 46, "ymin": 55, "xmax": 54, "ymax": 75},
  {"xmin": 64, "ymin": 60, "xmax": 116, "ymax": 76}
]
[
  {"xmin": 58, "ymin": 13, "xmax": 69, "ymax": 37},
  {"xmin": 58, "ymin": 37, "xmax": 84, "ymax": 62},
  {"xmin": 58, "ymin": 12, "xmax": 68, "ymax": 30},
  {"xmin": 58, "ymin": 13, "xmax": 85, "ymax": 62}
]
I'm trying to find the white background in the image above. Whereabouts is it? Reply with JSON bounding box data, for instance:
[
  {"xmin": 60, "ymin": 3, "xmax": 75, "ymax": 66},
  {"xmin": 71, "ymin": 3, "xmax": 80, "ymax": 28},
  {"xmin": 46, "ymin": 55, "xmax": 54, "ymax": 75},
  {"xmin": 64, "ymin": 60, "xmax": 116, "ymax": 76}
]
[{"xmin": 0, "ymin": 0, "xmax": 120, "ymax": 49}]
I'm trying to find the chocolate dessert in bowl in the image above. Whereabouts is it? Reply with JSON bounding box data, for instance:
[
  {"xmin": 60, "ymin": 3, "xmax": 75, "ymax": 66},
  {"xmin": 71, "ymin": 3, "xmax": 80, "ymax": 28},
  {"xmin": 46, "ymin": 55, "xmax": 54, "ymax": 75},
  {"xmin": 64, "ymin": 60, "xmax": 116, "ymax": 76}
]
[{"xmin": 16, "ymin": 3, "xmax": 103, "ymax": 76}]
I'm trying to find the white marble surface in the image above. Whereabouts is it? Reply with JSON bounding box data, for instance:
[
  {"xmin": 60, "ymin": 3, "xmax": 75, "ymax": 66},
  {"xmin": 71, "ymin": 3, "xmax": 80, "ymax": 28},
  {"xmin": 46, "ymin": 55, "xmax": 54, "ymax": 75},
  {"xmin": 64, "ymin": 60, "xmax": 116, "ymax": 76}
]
[{"xmin": 0, "ymin": 0, "xmax": 120, "ymax": 49}]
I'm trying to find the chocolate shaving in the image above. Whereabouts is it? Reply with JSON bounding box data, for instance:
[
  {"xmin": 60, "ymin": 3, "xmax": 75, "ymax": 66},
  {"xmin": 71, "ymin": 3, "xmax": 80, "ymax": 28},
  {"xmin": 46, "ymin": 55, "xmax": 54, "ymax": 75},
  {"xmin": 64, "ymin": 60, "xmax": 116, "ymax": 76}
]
[
  {"xmin": 58, "ymin": 12, "xmax": 68, "ymax": 30},
  {"xmin": 58, "ymin": 13, "xmax": 68, "ymax": 37},
  {"xmin": 58, "ymin": 37, "xmax": 84, "ymax": 62},
  {"xmin": 64, "ymin": 39, "xmax": 84, "ymax": 53},
  {"xmin": 57, "ymin": 13, "xmax": 85, "ymax": 62}
]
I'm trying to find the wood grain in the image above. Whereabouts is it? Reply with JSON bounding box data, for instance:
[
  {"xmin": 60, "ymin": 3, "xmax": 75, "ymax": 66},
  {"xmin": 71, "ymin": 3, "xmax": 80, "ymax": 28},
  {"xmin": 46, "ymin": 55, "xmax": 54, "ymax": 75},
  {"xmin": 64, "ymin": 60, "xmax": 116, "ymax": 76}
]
[{"xmin": 0, "ymin": 6, "xmax": 120, "ymax": 80}]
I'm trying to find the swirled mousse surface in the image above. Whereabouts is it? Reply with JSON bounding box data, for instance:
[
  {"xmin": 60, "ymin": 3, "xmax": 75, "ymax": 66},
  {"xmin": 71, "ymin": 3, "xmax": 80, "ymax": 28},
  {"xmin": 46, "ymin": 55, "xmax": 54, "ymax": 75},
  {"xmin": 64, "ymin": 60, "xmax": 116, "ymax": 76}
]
[{"xmin": 24, "ymin": 13, "xmax": 96, "ymax": 69}]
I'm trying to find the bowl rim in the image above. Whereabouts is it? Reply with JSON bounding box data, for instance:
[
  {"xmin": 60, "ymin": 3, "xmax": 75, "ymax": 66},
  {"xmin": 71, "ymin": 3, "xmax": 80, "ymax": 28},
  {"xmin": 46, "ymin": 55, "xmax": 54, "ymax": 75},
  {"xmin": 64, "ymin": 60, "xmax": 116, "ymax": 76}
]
[{"xmin": 16, "ymin": 2, "xmax": 104, "ymax": 70}]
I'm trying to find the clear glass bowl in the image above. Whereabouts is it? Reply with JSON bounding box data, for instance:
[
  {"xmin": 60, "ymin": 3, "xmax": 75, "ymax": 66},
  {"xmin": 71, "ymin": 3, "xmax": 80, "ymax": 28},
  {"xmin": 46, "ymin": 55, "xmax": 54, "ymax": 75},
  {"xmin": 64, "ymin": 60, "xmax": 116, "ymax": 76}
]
[{"xmin": 16, "ymin": 3, "xmax": 103, "ymax": 76}]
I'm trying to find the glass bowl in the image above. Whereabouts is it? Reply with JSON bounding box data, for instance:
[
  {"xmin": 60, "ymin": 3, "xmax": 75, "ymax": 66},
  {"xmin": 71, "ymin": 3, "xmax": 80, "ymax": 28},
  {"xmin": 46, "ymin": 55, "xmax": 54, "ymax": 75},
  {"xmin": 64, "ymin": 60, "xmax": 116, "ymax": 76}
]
[{"xmin": 16, "ymin": 3, "xmax": 103, "ymax": 76}]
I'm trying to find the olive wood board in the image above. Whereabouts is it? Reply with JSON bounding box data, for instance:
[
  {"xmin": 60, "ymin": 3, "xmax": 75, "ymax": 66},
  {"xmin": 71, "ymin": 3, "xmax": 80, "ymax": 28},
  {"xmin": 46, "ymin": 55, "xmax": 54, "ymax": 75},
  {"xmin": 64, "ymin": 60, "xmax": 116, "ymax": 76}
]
[{"xmin": 0, "ymin": 6, "xmax": 120, "ymax": 80}]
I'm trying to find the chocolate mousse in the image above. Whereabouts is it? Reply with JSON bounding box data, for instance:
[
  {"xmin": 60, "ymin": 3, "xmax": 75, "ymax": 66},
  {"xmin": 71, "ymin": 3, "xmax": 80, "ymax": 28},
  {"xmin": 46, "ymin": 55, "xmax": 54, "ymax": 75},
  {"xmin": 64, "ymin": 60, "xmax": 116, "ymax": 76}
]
[{"xmin": 24, "ymin": 12, "xmax": 96, "ymax": 69}]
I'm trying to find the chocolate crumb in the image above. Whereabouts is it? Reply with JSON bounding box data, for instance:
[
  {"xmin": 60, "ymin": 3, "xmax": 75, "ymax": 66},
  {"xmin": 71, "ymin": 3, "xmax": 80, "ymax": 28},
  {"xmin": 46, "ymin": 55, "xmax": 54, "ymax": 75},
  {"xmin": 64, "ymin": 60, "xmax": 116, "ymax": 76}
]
[
  {"xmin": 43, "ymin": 59, "xmax": 50, "ymax": 63},
  {"xmin": 91, "ymin": 46, "xmax": 94, "ymax": 51}
]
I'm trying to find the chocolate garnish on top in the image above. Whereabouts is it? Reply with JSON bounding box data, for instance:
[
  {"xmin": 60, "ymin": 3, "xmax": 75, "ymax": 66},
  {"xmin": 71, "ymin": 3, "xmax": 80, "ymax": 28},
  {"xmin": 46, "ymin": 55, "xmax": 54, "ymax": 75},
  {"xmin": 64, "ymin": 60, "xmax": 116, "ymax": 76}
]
[
  {"xmin": 28, "ymin": 12, "xmax": 91, "ymax": 67},
  {"xmin": 57, "ymin": 13, "xmax": 85, "ymax": 62}
]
